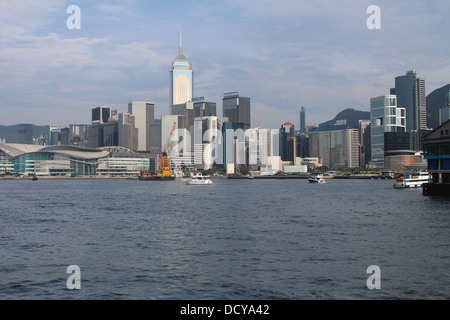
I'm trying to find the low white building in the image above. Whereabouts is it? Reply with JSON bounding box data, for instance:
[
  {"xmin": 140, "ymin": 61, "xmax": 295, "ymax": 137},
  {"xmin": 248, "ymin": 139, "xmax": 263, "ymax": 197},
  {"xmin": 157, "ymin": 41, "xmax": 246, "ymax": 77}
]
[{"xmin": 283, "ymin": 165, "xmax": 307, "ymax": 174}]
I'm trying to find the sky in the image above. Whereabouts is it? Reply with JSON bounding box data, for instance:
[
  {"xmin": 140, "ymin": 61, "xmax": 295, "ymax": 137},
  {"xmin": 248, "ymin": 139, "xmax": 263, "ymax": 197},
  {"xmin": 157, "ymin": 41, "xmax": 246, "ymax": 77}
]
[{"xmin": 0, "ymin": 0, "xmax": 449, "ymax": 129}]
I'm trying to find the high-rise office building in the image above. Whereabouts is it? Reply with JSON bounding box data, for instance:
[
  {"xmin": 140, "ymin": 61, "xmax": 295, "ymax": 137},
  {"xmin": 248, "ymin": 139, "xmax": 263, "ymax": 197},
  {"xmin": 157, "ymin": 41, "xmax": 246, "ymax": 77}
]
[
  {"xmin": 60, "ymin": 128, "xmax": 70, "ymax": 145},
  {"xmin": 70, "ymin": 124, "xmax": 89, "ymax": 146},
  {"xmin": 393, "ymin": 70, "xmax": 427, "ymax": 131},
  {"xmin": 279, "ymin": 122, "xmax": 296, "ymax": 162},
  {"xmin": 150, "ymin": 119, "xmax": 162, "ymax": 149},
  {"xmin": 118, "ymin": 113, "xmax": 137, "ymax": 151},
  {"xmin": 309, "ymin": 128, "xmax": 359, "ymax": 169},
  {"xmin": 18, "ymin": 124, "xmax": 33, "ymax": 144},
  {"xmin": 193, "ymin": 116, "xmax": 219, "ymax": 169},
  {"xmin": 161, "ymin": 114, "xmax": 185, "ymax": 152},
  {"xmin": 194, "ymin": 100, "xmax": 216, "ymax": 118},
  {"xmin": 50, "ymin": 125, "xmax": 61, "ymax": 146},
  {"xmin": 358, "ymin": 120, "xmax": 371, "ymax": 167},
  {"xmin": 92, "ymin": 106, "xmax": 111, "ymax": 124},
  {"xmin": 299, "ymin": 107, "xmax": 306, "ymax": 134},
  {"xmin": 128, "ymin": 101, "xmax": 155, "ymax": 151},
  {"xmin": 87, "ymin": 122, "xmax": 118, "ymax": 148},
  {"xmin": 88, "ymin": 123, "xmax": 103, "ymax": 148},
  {"xmin": 102, "ymin": 122, "xmax": 118, "ymax": 147},
  {"xmin": 170, "ymin": 34, "xmax": 194, "ymax": 113},
  {"xmin": 223, "ymin": 92, "xmax": 251, "ymax": 130},
  {"xmin": 370, "ymin": 95, "xmax": 406, "ymax": 168},
  {"xmin": 222, "ymin": 121, "xmax": 245, "ymax": 167},
  {"xmin": 171, "ymin": 102, "xmax": 195, "ymax": 131},
  {"xmin": 295, "ymin": 132, "xmax": 309, "ymax": 158},
  {"xmin": 171, "ymin": 99, "xmax": 217, "ymax": 132}
]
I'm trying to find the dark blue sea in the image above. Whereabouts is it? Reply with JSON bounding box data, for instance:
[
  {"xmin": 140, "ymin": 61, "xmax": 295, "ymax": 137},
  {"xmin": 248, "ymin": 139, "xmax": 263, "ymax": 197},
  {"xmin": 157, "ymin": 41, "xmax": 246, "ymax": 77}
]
[{"xmin": 0, "ymin": 177, "xmax": 449, "ymax": 299}]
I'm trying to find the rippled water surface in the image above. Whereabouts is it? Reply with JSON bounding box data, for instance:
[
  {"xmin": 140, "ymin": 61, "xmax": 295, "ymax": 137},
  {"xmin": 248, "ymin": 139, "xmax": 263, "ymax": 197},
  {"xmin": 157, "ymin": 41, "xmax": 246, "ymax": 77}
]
[{"xmin": 0, "ymin": 178, "xmax": 449, "ymax": 299}]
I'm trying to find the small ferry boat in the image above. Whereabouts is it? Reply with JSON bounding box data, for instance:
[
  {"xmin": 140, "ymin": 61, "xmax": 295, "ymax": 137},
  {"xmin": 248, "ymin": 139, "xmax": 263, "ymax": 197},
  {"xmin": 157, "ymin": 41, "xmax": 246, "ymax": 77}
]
[
  {"xmin": 308, "ymin": 174, "xmax": 326, "ymax": 184},
  {"xmin": 393, "ymin": 172, "xmax": 430, "ymax": 189},
  {"xmin": 185, "ymin": 173, "xmax": 212, "ymax": 185}
]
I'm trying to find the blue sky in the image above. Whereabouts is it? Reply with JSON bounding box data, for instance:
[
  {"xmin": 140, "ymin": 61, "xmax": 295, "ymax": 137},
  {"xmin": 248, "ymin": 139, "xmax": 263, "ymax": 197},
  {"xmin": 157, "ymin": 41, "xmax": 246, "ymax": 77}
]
[{"xmin": 1, "ymin": 0, "xmax": 449, "ymax": 129}]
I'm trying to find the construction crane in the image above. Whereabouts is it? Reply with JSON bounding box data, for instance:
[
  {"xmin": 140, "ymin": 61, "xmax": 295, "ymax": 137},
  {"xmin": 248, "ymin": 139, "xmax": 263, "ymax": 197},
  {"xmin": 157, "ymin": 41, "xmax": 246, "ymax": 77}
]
[
  {"xmin": 158, "ymin": 122, "xmax": 177, "ymax": 178},
  {"xmin": 138, "ymin": 122, "xmax": 176, "ymax": 181},
  {"xmin": 163, "ymin": 122, "xmax": 177, "ymax": 154}
]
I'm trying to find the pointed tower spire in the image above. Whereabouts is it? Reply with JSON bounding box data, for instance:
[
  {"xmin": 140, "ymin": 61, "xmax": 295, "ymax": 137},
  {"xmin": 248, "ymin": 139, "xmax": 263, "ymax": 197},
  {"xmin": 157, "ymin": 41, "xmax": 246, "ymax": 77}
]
[{"xmin": 179, "ymin": 29, "xmax": 183, "ymax": 55}]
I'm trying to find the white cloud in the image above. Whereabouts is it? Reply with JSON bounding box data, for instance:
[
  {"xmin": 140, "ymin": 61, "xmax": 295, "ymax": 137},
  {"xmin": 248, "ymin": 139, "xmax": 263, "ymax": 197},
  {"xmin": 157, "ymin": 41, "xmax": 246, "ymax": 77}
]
[{"xmin": 1, "ymin": 0, "xmax": 450, "ymax": 129}]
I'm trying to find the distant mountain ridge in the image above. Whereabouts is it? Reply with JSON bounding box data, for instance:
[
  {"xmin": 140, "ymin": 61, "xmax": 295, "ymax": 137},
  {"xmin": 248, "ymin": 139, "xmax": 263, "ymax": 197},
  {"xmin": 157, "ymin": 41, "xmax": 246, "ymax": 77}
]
[
  {"xmin": 426, "ymin": 83, "xmax": 450, "ymax": 129},
  {"xmin": 0, "ymin": 124, "xmax": 49, "ymax": 143},
  {"xmin": 318, "ymin": 108, "xmax": 370, "ymax": 129},
  {"xmin": 316, "ymin": 82, "xmax": 450, "ymax": 131}
]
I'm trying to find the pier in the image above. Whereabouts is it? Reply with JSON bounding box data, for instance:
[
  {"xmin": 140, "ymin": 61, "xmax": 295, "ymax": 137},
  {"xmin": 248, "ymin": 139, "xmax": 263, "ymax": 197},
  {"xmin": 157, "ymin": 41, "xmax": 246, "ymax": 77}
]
[{"xmin": 423, "ymin": 183, "xmax": 450, "ymax": 196}]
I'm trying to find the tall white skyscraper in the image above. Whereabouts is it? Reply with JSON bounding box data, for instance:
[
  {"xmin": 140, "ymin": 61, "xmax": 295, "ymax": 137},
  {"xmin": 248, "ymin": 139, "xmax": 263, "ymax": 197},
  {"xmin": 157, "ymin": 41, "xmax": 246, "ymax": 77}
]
[{"xmin": 170, "ymin": 32, "xmax": 194, "ymax": 113}]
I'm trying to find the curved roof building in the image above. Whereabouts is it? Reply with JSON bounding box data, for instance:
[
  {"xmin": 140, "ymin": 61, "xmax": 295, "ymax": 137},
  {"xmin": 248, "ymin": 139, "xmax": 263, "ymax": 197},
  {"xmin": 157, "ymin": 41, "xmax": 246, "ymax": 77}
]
[
  {"xmin": 0, "ymin": 143, "xmax": 110, "ymax": 176},
  {"xmin": 0, "ymin": 143, "xmax": 110, "ymax": 159}
]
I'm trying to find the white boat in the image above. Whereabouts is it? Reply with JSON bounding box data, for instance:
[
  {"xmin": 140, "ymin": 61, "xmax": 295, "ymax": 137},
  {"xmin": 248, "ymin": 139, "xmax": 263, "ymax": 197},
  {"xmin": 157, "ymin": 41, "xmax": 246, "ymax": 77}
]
[
  {"xmin": 393, "ymin": 172, "xmax": 430, "ymax": 189},
  {"xmin": 185, "ymin": 173, "xmax": 213, "ymax": 185},
  {"xmin": 308, "ymin": 174, "xmax": 326, "ymax": 183}
]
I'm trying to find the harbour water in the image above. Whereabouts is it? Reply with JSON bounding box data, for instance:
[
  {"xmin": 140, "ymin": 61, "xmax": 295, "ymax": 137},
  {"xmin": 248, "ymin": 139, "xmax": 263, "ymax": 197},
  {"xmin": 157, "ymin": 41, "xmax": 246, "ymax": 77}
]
[{"xmin": 0, "ymin": 178, "xmax": 449, "ymax": 300}]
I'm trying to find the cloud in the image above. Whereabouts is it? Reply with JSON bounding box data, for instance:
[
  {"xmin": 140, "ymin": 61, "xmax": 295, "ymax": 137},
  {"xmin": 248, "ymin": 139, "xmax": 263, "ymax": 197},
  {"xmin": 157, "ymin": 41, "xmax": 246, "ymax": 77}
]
[{"xmin": 1, "ymin": 0, "xmax": 450, "ymax": 129}]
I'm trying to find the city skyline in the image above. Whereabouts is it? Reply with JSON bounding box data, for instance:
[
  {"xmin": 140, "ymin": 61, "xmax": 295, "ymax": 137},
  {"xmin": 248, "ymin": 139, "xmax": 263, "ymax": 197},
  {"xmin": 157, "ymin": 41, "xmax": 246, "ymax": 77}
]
[{"xmin": 1, "ymin": 1, "xmax": 450, "ymax": 129}]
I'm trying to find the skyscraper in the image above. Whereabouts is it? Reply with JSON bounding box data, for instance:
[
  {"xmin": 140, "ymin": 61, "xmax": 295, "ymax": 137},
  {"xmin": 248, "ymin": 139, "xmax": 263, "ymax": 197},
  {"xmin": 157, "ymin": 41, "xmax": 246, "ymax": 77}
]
[
  {"xmin": 393, "ymin": 70, "xmax": 427, "ymax": 131},
  {"xmin": 118, "ymin": 113, "xmax": 137, "ymax": 150},
  {"xmin": 128, "ymin": 101, "xmax": 155, "ymax": 151},
  {"xmin": 279, "ymin": 122, "xmax": 296, "ymax": 162},
  {"xmin": 193, "ymin": 116, "xmax": 219, "ymax": 169},
  {"xmin": 18, "ymin": 124, "xmax": 33, "ymax": 144},
  {"xmin": 308, "ymin": 128, "xmax": 359, "ymax": 170},
  {"xmin": 170, "ymin": 33, "xmax": 194, "ymax": 114},
  {"xmin": 370, "ymin": 95, "xmax": 406, "ymax": 168},
  {"xmin": 222, "ymin": 121, "xmax": 245, "ymax": 167},
  {"xmin": 222, "ymin": 92, "xmax": 251, "ymax": 130},
  {"xmin": 299, "ymin": 107, "xmax": 306, "ymax": 134},
  {"xmin": 92, "ymin": 106, "xmax": 111, "ymax": 124},
  {"xmin": 69, "ymin": 124, "xmax": 89, "ymax": 146}
]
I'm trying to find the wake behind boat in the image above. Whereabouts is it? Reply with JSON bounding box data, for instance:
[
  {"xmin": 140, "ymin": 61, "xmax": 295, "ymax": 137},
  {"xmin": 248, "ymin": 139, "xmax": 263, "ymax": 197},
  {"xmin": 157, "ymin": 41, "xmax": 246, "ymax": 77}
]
[
  {"xmin": 185, "ymin": 173, "xmax": 212, "ymax": 185},
  {"xmin": 393, "ymin": 172, "xmax": 429, "ymax": 188}
]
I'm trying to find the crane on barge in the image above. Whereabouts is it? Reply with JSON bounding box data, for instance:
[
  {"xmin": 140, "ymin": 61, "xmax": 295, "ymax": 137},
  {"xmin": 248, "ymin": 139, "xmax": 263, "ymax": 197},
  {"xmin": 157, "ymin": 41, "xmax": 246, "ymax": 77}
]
[{"xmin": 138, "ymin": 122, "xmax": 177, "ymax": 181}]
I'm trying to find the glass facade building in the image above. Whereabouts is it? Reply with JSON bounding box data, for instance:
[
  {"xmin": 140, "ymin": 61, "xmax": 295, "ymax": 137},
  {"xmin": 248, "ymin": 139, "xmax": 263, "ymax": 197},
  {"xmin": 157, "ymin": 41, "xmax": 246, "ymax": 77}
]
[
  {"xmin": 0, "ymin": 144, "xmax": 159, "ymax": 177},
  {"xmin": 394, "ymin": 70, "xmax": 427, "ymax": 131},
  {"xmin": 370, "ymin": 95, "xmax": 406, "ymax": 168},
  {"xmin": 223, "ymin": 92, "xmax": 251, "ymax": 130},
  {"xmin": 222, "ymin": 121, "xmax": 245, "ymax": 166},
  {"xmin": 279, "ymin": 122, "xmax": 296, "ymax": 162},
  {"xmin": 309, "ymin": 128, "xmax": 359, "ymax": 169},
  {"xmin": 299, "ymin": 107, "xmax": 306, "ymax": 134},
  {"xmin": 170, "ymin": 43, "xmax": 193, "ymax": 113},
  {"xmin": 92, "ymin": 106, "xmax": 111, "ymax": 124}
]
